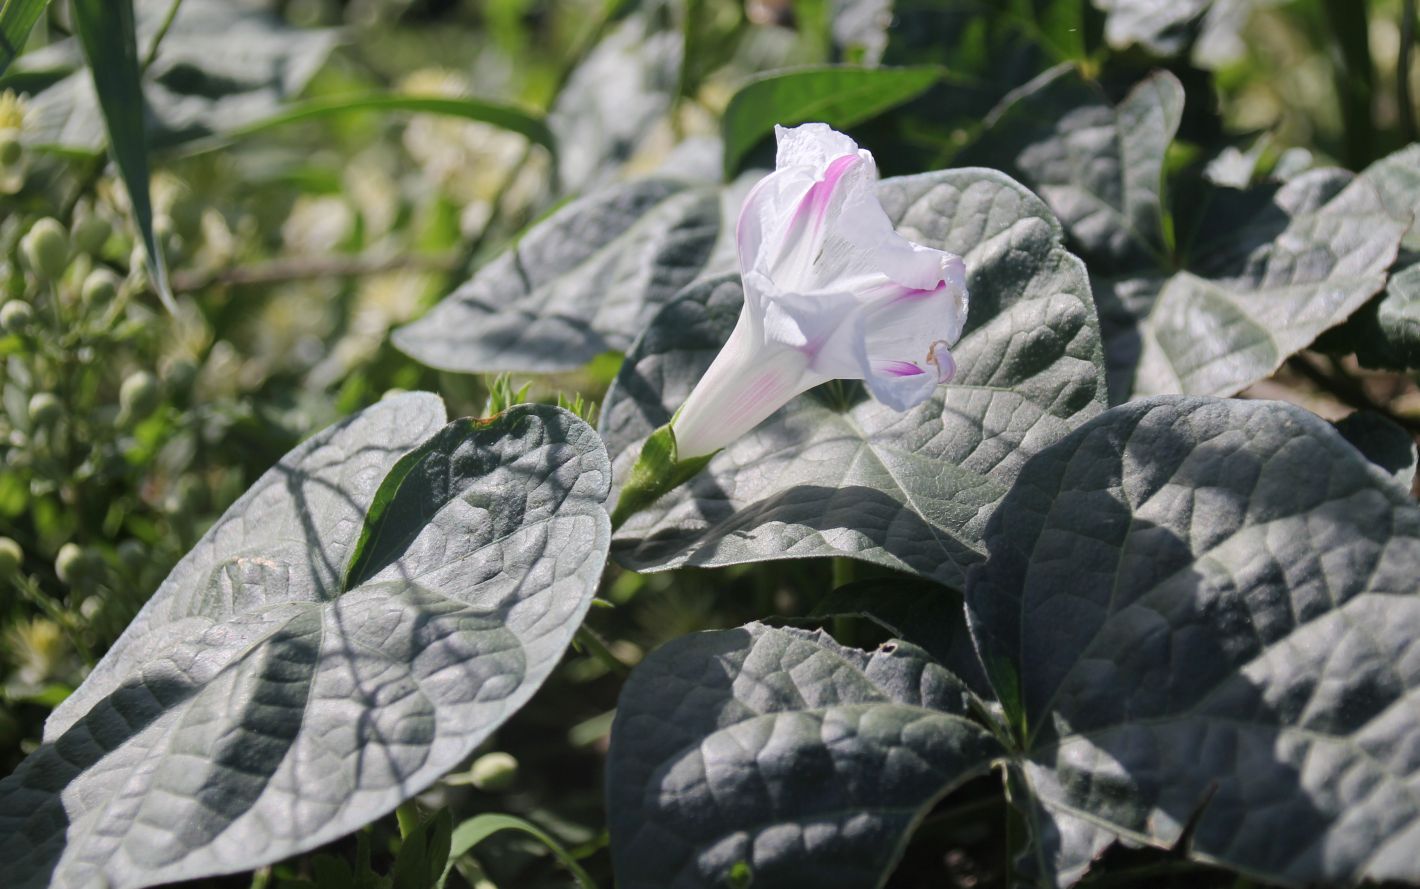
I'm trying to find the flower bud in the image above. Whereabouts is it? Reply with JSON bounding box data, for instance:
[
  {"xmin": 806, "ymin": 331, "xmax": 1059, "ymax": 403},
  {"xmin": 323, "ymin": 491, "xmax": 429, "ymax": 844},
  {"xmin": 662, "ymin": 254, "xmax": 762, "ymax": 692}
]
[
  {"xmin": 163, "ymin": 357, "xmax": 198, "ymax": 397},
  {"xmin": 21, "ymin": 217, "xmax": 69, "ymax": 281},
  {"xmin": 54, "ymin": 542, "xmax": 89, "ymax": 585},
  {"xmin": 119, "ymin": 370, "xmax": 161, "ymax": 422},
  {"xmin": 81, "ymin": 268, "xmax": 120, "ymax": 309},
  {"xmin": 467, "ymin": 752, "xmax": 519, "ymax": 792},
  {"xmin": 72, "ymin": 214, "xmax": 112, "ymax": 257},
  {"xmin": 0, "ymin": 536, "xmax": 22, "ymax": 580},
  {"xmin": 0, "ymin": 299, "xmax": 33, "ymax": 333},
  {"xmin": 27, "ymin": 392, "xmax": 62, "ymax": 426}
]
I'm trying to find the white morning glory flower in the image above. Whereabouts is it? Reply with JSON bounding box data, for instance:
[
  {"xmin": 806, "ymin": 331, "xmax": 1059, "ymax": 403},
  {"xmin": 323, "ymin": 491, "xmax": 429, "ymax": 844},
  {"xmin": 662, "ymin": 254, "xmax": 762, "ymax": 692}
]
[{"xmin": 670, "ymin": 122, "xmax": 970, "ymax": 459}]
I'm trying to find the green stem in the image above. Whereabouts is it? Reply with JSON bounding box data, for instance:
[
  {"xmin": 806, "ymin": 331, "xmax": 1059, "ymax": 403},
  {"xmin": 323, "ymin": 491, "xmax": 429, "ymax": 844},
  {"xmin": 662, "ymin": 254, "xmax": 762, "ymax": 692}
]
[
  {"xmin": 574, "ymin": 625, "xmax": 630, "ymax": 677},
  {"xmin": 609, "ymin": 423, "xmax": 715, "ymax": 530},
  {"xmin": 141, "ymin": 0, "xmax": 184, "ymax": 72},
  {"xmin": 1324, "ymin": 0, "xmax": 1376, "ymax": 168}
]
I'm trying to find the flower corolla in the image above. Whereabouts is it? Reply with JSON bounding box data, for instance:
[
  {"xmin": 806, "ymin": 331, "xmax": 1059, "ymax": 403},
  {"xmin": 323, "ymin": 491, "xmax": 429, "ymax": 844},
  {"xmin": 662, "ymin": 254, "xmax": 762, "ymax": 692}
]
[{"xmin": 670, "ymin": 123, "xmax": 969, "ymax": 459}]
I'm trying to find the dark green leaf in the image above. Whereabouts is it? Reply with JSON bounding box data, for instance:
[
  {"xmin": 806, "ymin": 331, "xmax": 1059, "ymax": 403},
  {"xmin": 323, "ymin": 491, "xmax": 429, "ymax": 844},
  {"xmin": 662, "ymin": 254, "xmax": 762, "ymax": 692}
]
[
  {"xmin": 721, "ymin": 65, "xmax": 941, "ymax": 176},
  {"xmin": 967, "ymin": 396, "xmax": 1420, "ymax": 886},
  {"xmin": 1322, "ymin": 144, "xmax": 1420, "ymax": 370},
  {"xmin": 393, "ymin": 810, "xmax": 452, "ymax": 889},
  {"xmin": 1129, "ymin": 170, "xmax": 1402, "ymax": 397},
  {"xmin": 966, "ymin": 66, "xmax": 1184, "ymax": 275},
  {"xmin": 880, "ymin": 0, "xmax": 1097, "ymax": 135},
  {"xmin": 601, "ymin": 168, "xmax": 1106, "ymax": 587},
  {"xmin": 1335, "ymin": 264, "xmax": 1420, "ymax": 370},
  {"xmin": 70, "ymin": 0, "xmax": 172, "ymax": 310},
  {"xmin": 310, "ymin": 854, "xmax": 355, "ymax": 889},
  {"xmin": 810, "ymin": 577, "xmax": 988, "ymax": 694},
  {"xmin": 0, "ymin": 396, "xmax": 612, "ymax": 889},
  {"xmin": 972, "ymin": 67, "xmax": 1406, "ymax": 400},
  {"xmin": 607, "ymin": 623, "xmax": 1002, "ymax": 889},
  {"xmin": 0, "ymin": 0, "xmax": 51, "ymax": 76},
  {"xmin": 394, "ymin": 178, "xmax": 723, "ymax": 374},
  {"xmin": 1333, "ymin": 410, "xmax": 1417, "ymax": 491}
]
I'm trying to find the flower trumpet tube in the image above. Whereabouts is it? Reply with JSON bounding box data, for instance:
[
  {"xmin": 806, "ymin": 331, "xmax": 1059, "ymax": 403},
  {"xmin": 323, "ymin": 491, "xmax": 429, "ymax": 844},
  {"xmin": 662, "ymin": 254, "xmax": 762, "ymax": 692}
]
[{"xmin": 611, "ymin": 123, "xmax": 969, "ymax": 528}]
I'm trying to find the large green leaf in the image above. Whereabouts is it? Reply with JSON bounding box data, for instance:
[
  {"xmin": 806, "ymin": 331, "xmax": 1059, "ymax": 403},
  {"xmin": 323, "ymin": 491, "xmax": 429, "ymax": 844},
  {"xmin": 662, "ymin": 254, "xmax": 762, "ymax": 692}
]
[
  {"xmin": 1344, "ymin": 264, "xmax": 1420, "ymax": 369},
  {"xmin": 966, "ymin": 65, "xmax": 1184, "ymax": 275},
  {"xmin": 23, "ymin": 0, "xmax": 337, "ymax": 152},
  {"xmin": 1332, "ymin": 410, "xmax": 1418, "ymax": 492},
  {"xmin": 1129, "ymin": 170, "xmax": 1403, "ymax": 397},
  {"xmin": 0, "ymin": 0, "xmax": 51, "ymax": 76},
  {"xmin": 1321, "ymin": 144, "xmax": 1420, "ymax": 370},
  {"xmin": 971, "ymin": 66, "xmax": 1406, "ymax": 400},
  {"xmin": 720, "ymin": 65, "xmax": 942, "ymax": 176},
  {"xmin": 70, "ymin": 0, "xmax": 171, "ymax": 309},
  {"xmin": 809, "ymin": 577, "xmax": 988, "ymax": 694},
  {"xmin": 600, "ymin": 168, "xmax": 1106, "ymax": 588},
  {"xmin": 606, "ymin": 623, "xmax": 1002, "ymax": 889},
  {"xmin": 0, "ymin": 396, "xmax": 612, "ymax": 889},
  {"xmin": 967, "ymin": 396, "xmax": 1420, "ymax": 887},
  {"xmin": 394, "ymin": 177, "xmax": 724, "ymax": 374}
]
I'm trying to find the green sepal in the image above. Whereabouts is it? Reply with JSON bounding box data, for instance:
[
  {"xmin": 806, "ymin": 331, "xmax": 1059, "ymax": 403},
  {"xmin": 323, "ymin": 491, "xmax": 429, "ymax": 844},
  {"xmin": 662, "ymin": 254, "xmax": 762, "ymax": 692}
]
[{"xmin": 610, "ymin": 422, "xmax": 716, "ymax": 529}]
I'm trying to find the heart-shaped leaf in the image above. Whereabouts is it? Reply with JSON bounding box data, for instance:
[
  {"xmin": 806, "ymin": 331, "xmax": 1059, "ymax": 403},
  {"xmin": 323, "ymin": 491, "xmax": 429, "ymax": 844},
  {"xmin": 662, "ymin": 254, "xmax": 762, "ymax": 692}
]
[
  {"xmin": 0, "ymin": 396, "xmax": 611, "ymax": 889},
  {"xmin": 601, "ymin": 168, "xmax": 1106, "ymax": 588},
  {"xmin": 968, "ymin": 65, "xmax": 1184, "ymax": 275},
  {"xmin": 1130, "ymin": 170, "xmax": 1405, "ymax": 398},
  {"xmin": 606, "ymin": 623, "xmax": 1002, "ymax": 889},
  {"xmin": 971, "ymin": 65, "xmax": 1406, "ymax": 400},
  {"xmin": 967, "ymin": 396, "xmax": 1420, "ymax": 887},
  {"xmin": 1320, "ymin": 144, "xmax": 1420, "ymax": 370},
  {"xmin": 394, "ymin": 177, "xmax": 723, "ymax": 374}
]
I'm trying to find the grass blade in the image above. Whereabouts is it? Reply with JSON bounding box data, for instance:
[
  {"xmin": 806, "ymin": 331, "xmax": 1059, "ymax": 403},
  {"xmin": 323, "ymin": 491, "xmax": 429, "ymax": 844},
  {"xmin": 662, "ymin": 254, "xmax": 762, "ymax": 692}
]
[
  {"xmin": 70, "ymin": 0, "xmax": 173, "ymax": 311},
  {"xmin": 182, "ymin": 93, "xmax": 556, "ymax": 158},
  {"xmin": 0, "ymin": 0, "xmax": 51, "ymax": 76}
]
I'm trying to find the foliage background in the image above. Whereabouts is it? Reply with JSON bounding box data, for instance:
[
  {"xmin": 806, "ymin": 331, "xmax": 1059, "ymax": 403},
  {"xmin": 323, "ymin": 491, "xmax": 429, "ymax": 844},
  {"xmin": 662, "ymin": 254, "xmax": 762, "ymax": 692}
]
[{"xmin": 1, "ymin": 0, "xmax": 1418, "ymax": 887}]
